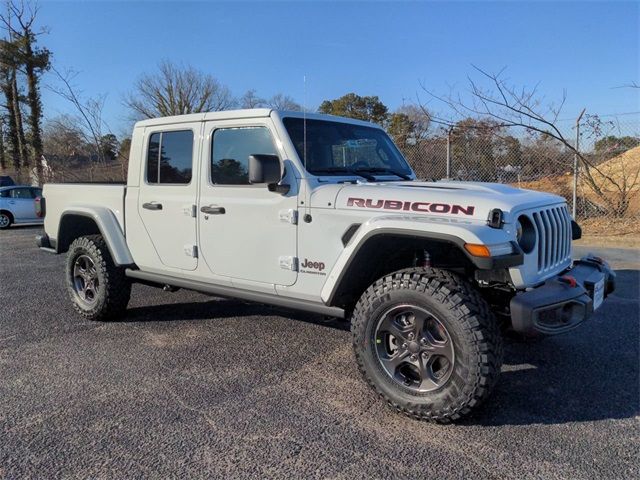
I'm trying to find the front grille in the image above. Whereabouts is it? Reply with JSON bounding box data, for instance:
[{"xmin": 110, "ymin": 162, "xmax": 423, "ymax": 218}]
[{"xmin": 532, "ymin": 205, "xmax": 572, "ymax": 273}]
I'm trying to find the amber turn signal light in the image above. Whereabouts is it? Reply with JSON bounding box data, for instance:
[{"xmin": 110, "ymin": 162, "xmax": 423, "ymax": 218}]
[{"xmin": 464, "ymin": 243, "xmax": 492, "ymax": 258}]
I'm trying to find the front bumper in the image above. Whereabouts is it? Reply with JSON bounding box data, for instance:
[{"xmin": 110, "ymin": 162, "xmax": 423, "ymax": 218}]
[{"xmin": 510, "ymin": 255, "xmax": 615, "ymax": 335}]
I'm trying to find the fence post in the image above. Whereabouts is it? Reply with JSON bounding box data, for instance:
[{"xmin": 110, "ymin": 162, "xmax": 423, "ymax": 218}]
[
  {"xmin": 572, "ymin": 108, "xmax": 586, "ymax": 219},
  {"xmin": 446, "ymin": 127, "xmax": 453, "ymax": 179}
]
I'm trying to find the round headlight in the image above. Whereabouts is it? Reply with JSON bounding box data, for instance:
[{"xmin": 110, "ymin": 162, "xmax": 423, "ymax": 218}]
[
  {"xmin": 516, "ymin": 218, "xmax": 524, "ymax": 244},
  {"xmin": 516, "ymin": 215, "xmax": 536, "ymax": 253}
]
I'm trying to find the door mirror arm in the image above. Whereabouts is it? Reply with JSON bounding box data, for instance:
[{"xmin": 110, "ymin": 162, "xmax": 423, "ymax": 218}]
[{"xmin": 267, "ymin": 183, "xmax": 290, "ymax": 195}]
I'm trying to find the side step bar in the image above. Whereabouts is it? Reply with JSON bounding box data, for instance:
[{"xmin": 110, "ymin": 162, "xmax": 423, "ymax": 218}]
[{"xmin": 125, "ymin": 269, "xmax": 346, "ymax": 319}]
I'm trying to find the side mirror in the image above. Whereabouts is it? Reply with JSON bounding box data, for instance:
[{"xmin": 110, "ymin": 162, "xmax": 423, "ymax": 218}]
[{"xmin": 248, "ymin": 154, "xmax": 281, "ymax": 184}]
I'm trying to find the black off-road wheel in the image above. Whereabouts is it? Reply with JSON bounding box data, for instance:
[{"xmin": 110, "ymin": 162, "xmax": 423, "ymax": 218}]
[
  {"xmin": 351, "ymin": 267, "xmax": 503, "ymax": 423},
  {"xmin": 66, "ymin": 235, "xmax": 131, "ymax": 321}
]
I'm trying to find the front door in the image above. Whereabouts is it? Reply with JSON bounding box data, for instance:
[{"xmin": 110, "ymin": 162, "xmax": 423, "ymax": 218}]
[
  {"xmin": 138, "ymin": 124, "xmax": 200, "ymax": 271},
  {"xmin": 198, "ymin": 121, "xmax": 298, "ymax": 286}
]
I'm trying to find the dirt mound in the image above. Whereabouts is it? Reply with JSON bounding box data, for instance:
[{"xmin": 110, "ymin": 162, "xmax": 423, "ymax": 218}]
[
  {"xmin": 589, "ymin": 145, "xmax": 640, "ymax": 192},
  {"xmin": 517, "ymin": 146, "xmax": 640, "ymax": 218}
]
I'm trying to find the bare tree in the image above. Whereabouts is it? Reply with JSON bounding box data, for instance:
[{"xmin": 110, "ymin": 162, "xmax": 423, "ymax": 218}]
[
  {"xmin": 240, "ymin": 89, "xmax": 266, "ymax": 109},
  {"xmin": 267, "ymin": 93, "xmax": 302, "ymax": 111},
  {"xmin": 124, "ymin": 61, "xmax": 235, "ymax": 119},
  {"xmin": 240, "ymin": 90, "xmax": 303, "ymax": 111},
  {"xmin": 420, "ymin": 67, "xmax": 639, "ymax": 216},
  {"xmin": 47, "ymin": 67, "xmax": 119, "ymax": 179},
  {"xmin": 396, "ymin": 103, "xmax": 431, "ymax": 140}
]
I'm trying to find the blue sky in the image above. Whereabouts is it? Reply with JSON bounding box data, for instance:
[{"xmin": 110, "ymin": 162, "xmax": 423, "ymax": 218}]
[{"xmin": 38, "ymin": 0, "xmax": 639, "ymax": 134}]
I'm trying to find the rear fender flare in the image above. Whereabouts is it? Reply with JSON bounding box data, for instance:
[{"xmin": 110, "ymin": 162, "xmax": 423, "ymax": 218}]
[{"xmin": 58, "ymin": 206, "xmax": 134, "ymax": 266}]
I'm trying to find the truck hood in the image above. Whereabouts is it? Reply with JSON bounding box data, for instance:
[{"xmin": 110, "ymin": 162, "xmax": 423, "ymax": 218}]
[{"xmin": 317, "ymin": 180, "xmax": 566, "ymax": 222}]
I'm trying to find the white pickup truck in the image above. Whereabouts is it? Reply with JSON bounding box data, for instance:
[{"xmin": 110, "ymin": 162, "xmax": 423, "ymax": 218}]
[{"xmin": 37, "ymin": 109, "xmax": 615, "ymax": 422}]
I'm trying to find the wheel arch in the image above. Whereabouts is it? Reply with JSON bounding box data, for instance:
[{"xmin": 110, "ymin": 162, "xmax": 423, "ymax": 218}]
[
  {"xmin": 324, "ymin": 229, "xmax": 478, "ymax": 309},
  {"xmin": 57, "ymin": 207, "xmax": 134, "ymax": 266}
]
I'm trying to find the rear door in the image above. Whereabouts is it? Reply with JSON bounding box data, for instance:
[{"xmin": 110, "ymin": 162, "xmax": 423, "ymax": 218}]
[
  {"xmin": 9, "ymin": 187, "xmax": 37, "ymax": 221},
  {"xmin": 138, "ymin": 124, "xmax": 201, "ymax": 271}
]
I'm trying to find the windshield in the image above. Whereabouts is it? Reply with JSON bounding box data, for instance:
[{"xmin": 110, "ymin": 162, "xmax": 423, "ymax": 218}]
[{"xmin": 283, "ymin": 117, "xmax": 413, "ymax": 179}]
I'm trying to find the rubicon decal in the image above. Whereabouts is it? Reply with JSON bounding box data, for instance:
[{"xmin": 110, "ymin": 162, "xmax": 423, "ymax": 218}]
[{"xmin": 346, "ymin": 198, "xmax": 476, "ymax": 216}]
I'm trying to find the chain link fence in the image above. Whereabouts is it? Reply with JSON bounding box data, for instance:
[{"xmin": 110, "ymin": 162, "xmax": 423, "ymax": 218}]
[
  {"xmin": 399, "ymin": 114, "xmax": 640, "ymax": 222},
  {"xmin": 2, "ymin": 112, "xmax": 637, "ymax": 227}
]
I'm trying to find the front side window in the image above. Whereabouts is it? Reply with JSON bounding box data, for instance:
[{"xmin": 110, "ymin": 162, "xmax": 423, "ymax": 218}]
[
  {"xmin": 211, "ymin": 127, "xmax": 277, "ymax": 185},
  {"xmin": 146, "ymin": 130, "xmax": 193, "ymax": 184},
  {"xmin": 283, "ymin": 117, "xmax": 412, "ymax": 179}
]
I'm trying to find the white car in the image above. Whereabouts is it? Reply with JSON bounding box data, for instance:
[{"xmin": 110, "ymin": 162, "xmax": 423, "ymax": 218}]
[
  {"xmin": 36, "ymin": 109, "xmax": 615, "ymax": 422},
  {"xmin": 0, "ymin": 185, "xmax": 43, "ymax": 229}
]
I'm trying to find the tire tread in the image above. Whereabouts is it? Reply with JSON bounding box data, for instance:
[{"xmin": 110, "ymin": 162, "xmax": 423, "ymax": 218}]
[
  {"xmin": 66, "ymin": 234, "xmax": 131, "ymax": 321},
  {"xmin": 351, "ymin": 267, "xmax": 503, "ymax": 423}
]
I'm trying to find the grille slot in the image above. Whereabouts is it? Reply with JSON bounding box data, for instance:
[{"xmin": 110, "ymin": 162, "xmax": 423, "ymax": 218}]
[{"xmin": 532, "ymin": 205, "xmax": 572, "ymax": 273}]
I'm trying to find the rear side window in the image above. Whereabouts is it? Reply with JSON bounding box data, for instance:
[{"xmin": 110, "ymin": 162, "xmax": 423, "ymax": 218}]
[
  {"xmin": 211, "ymin": 127, "xmax": 277, "ymax": 185},
  {"xmin": 0, "ymin": 190, "xmax": 9, "ymax": 198},
  {"xmin": 10, "ymin": 188, "xmax": 33, "ymax": 199},
  {"xmin": 146, "ymin": 130, "xmax": 193, "ymax": 184},
  {"xmin": 31, "ymin": 188, "xmax": 42, "ymax": 197}
]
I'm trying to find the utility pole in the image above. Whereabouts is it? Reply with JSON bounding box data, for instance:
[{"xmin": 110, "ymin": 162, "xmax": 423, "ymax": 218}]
[
  {"xmin": 446, "ymin": 126, "xmax": 453, "ymax": 179},
  {"xmin": 572, "ymin": 108, "xmax": 586, "ymax": 219}
]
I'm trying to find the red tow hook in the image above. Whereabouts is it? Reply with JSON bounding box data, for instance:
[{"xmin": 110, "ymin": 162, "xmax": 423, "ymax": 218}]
[{"xmin": 560, "ymin": 275, "xmax": 578, "ymax": 288}]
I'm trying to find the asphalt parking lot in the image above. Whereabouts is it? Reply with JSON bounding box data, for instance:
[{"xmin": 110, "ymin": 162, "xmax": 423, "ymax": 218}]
[{"xmin": 1, "ymin": 226, "xmax": 638, "ymax": 479}]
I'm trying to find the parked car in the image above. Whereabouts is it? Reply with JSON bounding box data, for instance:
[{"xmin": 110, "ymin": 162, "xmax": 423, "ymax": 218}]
[{"xmin": 0, "ymin": 185, "xmax": 44, "ymax": 229}]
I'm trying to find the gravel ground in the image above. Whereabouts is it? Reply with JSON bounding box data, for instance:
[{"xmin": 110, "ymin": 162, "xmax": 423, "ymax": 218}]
[{"xmin": 1, "ymin": 226, "xmax": 638, "ymax": 479}]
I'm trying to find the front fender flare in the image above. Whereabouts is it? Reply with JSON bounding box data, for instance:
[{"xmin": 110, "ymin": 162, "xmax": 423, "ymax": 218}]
[
  {"xmin": 58, "ymin": 206, "xmax": 134, "ymax": 266},
  {"xmin": 321, "ymin": 216, "xmax": 522, "ymax": 305}
]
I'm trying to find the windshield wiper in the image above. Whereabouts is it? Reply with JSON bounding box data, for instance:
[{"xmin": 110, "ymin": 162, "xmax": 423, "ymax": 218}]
[
  {"xmin": 354, "ymin": 167, "xmax": 412, "ymax": 180},
  {"xmin": 311, "ymin": 167, "xmax": 376, "ymax": 181}
]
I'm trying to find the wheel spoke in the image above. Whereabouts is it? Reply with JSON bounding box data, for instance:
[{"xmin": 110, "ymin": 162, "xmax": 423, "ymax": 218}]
[
  {"xmin": 428, "ymin": 341, "xmax": 453, "ymax": 362},
  {"xmin": 411, "ymin": 310, "xmax": 429, "ymax": 337},
  {"xmin": 418, "ymin": 356, "xmax": 440, "ymax": 390},
  {"xmin": 378, "ymin": 315, "xmax": 409, "ymax": 343},
  {"xmin": 381, "ymin": 350, "xmax": 410, "ymax": 370},
  {"xmin": 422, "ymin": 330, "xmax": 454, "ymax": 362}
]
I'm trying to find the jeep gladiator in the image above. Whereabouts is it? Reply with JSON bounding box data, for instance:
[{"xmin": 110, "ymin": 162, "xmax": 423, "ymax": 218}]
[{"xmin": 36, "ymin": 109, "xmax": 615, "ymax": 422}]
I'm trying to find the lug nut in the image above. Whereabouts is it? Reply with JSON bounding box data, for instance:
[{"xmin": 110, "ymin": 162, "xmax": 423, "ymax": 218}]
[
  {"xmin": 410, "ymin": 354, "xmax": 418, "ymax": 361},
  {"xmin": 401, "ymin": 343, "xmax": 408, "ymax": 349},
  {"xmin": 420, "ymin": 338, "xmax": 427, "ymax": 345},
  {"xmin": 407, "ymin": 333, "xmax": 415, "ymax": 340}
]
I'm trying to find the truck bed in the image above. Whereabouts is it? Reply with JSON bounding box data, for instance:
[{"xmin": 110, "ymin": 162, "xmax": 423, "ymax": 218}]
[{"xmin": 43, "ymin": 183, "xmax": 127, "ymax": 244}]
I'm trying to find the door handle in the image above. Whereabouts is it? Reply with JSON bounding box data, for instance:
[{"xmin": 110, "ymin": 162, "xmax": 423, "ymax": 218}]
[
  {"xmin": 200, "ymin": 206, "xmax": 226, "ymax": 215},
  {"xmin": 142, "ymin": 202, "xmax": 163, "ymax": 211}
]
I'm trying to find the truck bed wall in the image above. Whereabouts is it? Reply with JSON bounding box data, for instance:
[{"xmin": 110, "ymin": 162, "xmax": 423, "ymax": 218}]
[{"xmin": 43, "ymin": 184, "xmax": 126, "ymax": 243}]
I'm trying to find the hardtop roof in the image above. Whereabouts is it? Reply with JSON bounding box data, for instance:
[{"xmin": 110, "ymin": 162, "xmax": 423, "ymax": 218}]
[{"xmin": 133, "ymin": 108, "xmax": 382, "ymax": 129}]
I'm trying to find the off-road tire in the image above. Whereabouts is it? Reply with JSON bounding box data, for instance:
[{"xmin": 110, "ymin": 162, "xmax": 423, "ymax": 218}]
[
  {"xmin": 351, "ymin": 267, "xmax": 503, "ymax": 423},
  {"xmin": 66, "ymin": 235, "xmax": 131, "ymax": 321}
]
